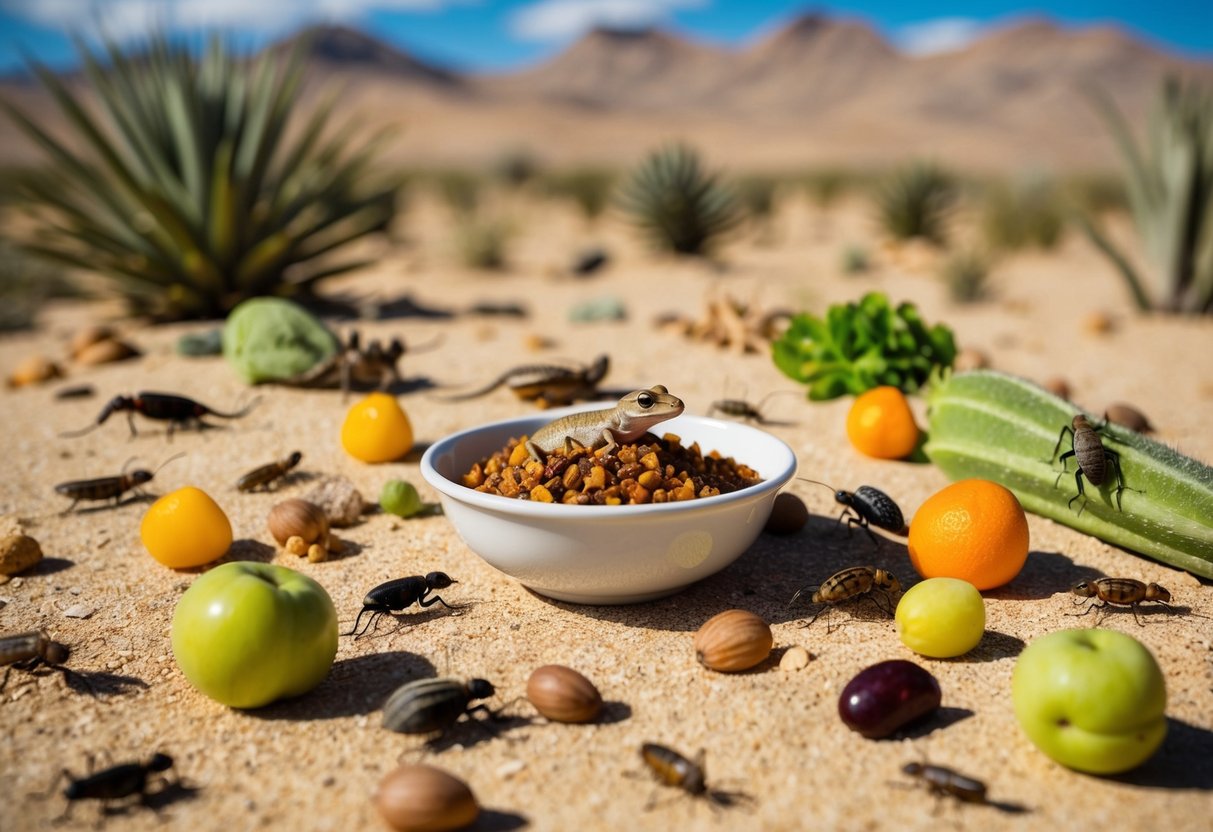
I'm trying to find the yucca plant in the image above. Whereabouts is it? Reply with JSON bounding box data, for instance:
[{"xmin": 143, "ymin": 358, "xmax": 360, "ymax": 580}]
[
  {"xmin": 940, "ymin": 249, "xmax": 994, "ymax": 304},
  {"xmin": 1, "ymin": 34, "xmax": 396, "ymax": 320},
  {"xmin": 617, "ymin": 143, "xmax": 740, "ymax": 255},
  {"xmin": 1080, "ymin": 77, "xmax": 1213, "ymax": 314},
  {"xmin": 874, "ymin": 162, "xmax": 956, "ymax": 245},
  {"xmin": 981, "ymin": 175, "xmax": 1065, "ymax": 252},
  {"xmin": 542, "ymin": 167, "xmax": 616, "ymax": 223}
]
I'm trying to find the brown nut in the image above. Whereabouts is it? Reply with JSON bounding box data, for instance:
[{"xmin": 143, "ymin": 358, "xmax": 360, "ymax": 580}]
[
  {"xmin": 374, "ymin": 763, "xmax": 479, "ymax": 832},
  {"xmin": 526, "ymin": 665, "xmax": 603, "ymax": 723},
  {"xmin": 694, "ymin": 609, "xmax": 773, "ymax": 672},
  {"xmin": 267, "ymin": 498, "xmax": 329, "ymax": 547},
  {"xmin": 284, "ymin": 536, "xmax": 308, "ymax": 557},
  {"xmin": 764, "ymin": 492, "xmax": 808, "ymax": 535}
]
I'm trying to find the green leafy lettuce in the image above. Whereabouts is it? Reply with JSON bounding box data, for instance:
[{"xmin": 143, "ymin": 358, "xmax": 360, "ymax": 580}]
[{"xmin": 772, "ymin": 292, "xmax": 956, "ymax": 400}]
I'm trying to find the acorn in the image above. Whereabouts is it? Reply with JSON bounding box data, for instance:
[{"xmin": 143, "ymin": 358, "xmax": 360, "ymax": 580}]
[
  {"xmin": 694, "ymin": 609, "xmax": 773, "ymax": 672},
  {"xmin": 526, "ymin": 664, "xmax": 603, "ymax": 723},
  {"xmin": 374, "ymin": 764, "xmax": 478, "ymax": 832}
]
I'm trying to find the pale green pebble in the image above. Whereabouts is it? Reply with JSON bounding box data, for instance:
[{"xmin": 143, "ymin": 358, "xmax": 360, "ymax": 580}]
[
  {"xmin": 222, "ymin": 298, "xmax": 339, "ymax": 384},
  {"xmin": 569, "ymin": 295, "xmax": 627, "ymax": 322},
  {"xmin": 380, "ymin": 479, "xmax": 423, "ymax": 518},
  {"xmin": 895, "ymin": 577, "xmax": 985, "ymax": 658}
]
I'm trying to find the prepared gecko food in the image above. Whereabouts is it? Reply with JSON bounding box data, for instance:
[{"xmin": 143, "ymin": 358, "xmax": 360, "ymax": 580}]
[{"xmin": 461, "ymin": 432, "xmax": 762, "ymax": 505}]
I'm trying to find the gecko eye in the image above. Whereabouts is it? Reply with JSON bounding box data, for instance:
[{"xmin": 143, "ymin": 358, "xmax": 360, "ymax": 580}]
[{"xmin": 637, "ymin": 392, "xmax": 654, "ymax": 408}]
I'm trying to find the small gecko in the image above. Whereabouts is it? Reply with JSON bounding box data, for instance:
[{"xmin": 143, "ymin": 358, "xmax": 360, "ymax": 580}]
[{"xmin": 525, "ymin": 385, "xmax": 685, "ymax": 462}]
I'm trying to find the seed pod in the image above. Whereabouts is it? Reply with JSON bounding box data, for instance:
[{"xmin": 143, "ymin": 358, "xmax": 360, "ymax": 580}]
[
  {"xmin": 374, "ymin": 763, "xmax": 479, "ymax": 832},
  {"xmin": 6, "ymin": 355, "xmax": 61, "ymax": 388},
  {"xmin": 526, "ymin": 665, "xmax": 603, "ymax": 723},
  {"xmin": 694, "ymin": 609, "xmax": 773, "ymax": 672},
  {"xmin": 267, "ymin": 498, "xmax": 329, "ymax": 547}
]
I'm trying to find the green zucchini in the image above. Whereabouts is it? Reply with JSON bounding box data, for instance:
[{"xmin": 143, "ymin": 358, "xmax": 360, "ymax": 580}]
[{"xmin": 924, "ymin": 370, "xmax": 1213, "ymax": 579}]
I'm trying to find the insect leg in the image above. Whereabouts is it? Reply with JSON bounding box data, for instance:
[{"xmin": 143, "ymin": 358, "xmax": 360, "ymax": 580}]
[
  {"xmin": 1106, "ymin": 449, "xmax": 1127, "ymax": 510},
  {"xmin": 1049, "ymin": 425, "xmax": 1074, "ymax": 463},
  {"xmin": 418, "ymin": 594, "xmax": 461, "ymax": 611},
  {"xmin": 1068, "ymin": 469, "xmax": 1087, "ymax": 513},
  {"xmin": 846, "ymin": 514, "xmax": 879, "ymax": 547}
]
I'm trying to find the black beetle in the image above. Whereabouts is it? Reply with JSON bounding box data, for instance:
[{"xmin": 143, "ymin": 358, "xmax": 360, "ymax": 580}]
[
  {"xmin": 382, "ymin": 677, "xmax": 496, "ymax": 737},
  {"xmin": 799, "ymin": 478, "xmax": 906, "ymax": 545},
  {"xmin": 346, "ymin": 572, "xmax": 460, "ymax": 638},
  {"xmin": 902, "ymin": 761, "xmax": 989, "ymax": 804},
  {"xmin": 51, "ymin": 753, "xmax": 174, "ymax": 821}
]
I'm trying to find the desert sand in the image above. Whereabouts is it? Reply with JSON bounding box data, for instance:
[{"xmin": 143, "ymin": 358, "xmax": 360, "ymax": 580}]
[{"xmin": 1, "ymin": 193, "xmax": 1211, "ymax": 831}]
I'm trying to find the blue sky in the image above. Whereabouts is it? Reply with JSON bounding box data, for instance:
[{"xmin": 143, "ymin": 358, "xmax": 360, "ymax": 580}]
[{"xmin": 0, "ymin": 1, "xmax": 1210, "ymax": 75}]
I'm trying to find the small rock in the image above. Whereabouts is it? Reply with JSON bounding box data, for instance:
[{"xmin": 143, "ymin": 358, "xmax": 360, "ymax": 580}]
[
  {"xmin": 303, "ymin": 477, "xmax": 366, "ymax": 528},
  {"xmin": 953, "ymin": 348, "xmax": 991, "ymax": 372},
  {"xmin": 569, "ymin": 295, "xmax": 627, "ymax": 322},
  {"xmin": 0, "ymin": 534, "xmax": 43, "ymax": 576},
  {"xmin": 1042, "ymin": 377, "xmax": 1072, "ymax": 401},
  {"xmin": 780, "ymin": 646, "xmax": 811, "ymax": 672},
  {"xmin": 177, "ymin": 328, "xmax": 224, "ymax": 357},
  {"xmin": 64, "ymin": 604, "xmax": 94, "ymax": 619},
  {"xmin": 496, "ymin": 759, "xmax": 526, "ymax": 779},
  {"xmin": 571, "ymin": 247, "xmax": 609, "ymax": 276}
]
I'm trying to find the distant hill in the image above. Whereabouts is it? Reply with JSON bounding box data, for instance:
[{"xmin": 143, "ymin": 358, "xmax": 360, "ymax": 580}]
[{"xmin": 2, "ymin": 15, "xmax": 1211, "ymax": 172}]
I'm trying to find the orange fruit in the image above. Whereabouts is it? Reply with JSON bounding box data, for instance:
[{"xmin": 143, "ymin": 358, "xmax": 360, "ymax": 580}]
[
  {"xmin": 141, "ymin": 486, "xmax": 233, "ymax": 568},
  {"xmin": 341, "ymin": 392, "xmax": 414, "ymax": 463},
  {"xmin": 908, "ymin": 479, "xmax": 1029, "ymax": 590},
  {"xmin": 846, "ymin": 386, "xmax": 920, "ymax": 459}
]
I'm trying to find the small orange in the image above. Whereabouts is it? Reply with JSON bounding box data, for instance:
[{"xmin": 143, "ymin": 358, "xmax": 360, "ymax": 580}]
[
  {"xmin": 341, "ymin": 392, "xmax": 414, "ymax": 463},
  {"xmin": 908, "ymin": 479, "xmax": 1029, "ymax": 590},
  {"xmin": 846, "ymin": 386, "xmax": 920, "ymax": 459}
]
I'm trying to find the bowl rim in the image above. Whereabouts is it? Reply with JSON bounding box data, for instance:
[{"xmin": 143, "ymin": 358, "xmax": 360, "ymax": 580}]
[{"xmin": 420, "ymin": 405, "xmax": 798, "ymax": 519}]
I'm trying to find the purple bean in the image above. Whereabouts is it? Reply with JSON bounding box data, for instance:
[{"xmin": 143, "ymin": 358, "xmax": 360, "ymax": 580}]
[{"xmin": 838, "ymin": 659, "xmax": 941, "ymax": 739}]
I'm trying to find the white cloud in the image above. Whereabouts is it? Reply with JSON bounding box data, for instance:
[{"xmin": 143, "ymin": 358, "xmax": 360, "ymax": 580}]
[
  {"xmin": 1, "ymin": 0, "xmax": 463, "ymax": 41},
  {"xmin": 895, "ymin": 18, "xmax": 986, "ymax": 56},
  {"xmin": 509, "ymin": 0, "xmax": 706, "ymax": 42}
]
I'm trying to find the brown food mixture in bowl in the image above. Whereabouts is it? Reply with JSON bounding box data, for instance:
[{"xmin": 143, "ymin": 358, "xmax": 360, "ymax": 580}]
[{"xmin": 461, "ymin": 432, "xmax": 763, "ymax": 505}]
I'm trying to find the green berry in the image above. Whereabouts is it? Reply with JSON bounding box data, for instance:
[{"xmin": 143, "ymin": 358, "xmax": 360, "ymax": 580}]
[
  {"xmin": 895, "ymin": 577, "xmax": 985, "ymax": 658},
  {"xmin": 380, "ymin": 479, "xmax": 423, "ymax": 518}
]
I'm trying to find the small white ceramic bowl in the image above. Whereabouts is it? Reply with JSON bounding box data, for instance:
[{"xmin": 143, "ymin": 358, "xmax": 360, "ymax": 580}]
[{"xmin": 420, "ymin": 406, "xmax": 797, "ymax": 604}]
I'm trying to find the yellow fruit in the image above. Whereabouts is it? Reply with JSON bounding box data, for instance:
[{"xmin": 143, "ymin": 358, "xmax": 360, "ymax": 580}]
[
  {"xmin": 141, "ymin": 486, "xmax": 232, "ymax": 568},
  {"xmin": 341, "ymin": 392, "xmax": 414, "ymax": 463}
]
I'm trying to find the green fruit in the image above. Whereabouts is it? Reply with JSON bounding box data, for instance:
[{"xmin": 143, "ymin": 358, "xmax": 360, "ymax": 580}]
[
  {"xmin": 380, "ymin": 479, "xmax": 423, "ymax": 518},
  {"xmin": 1012, "ymin": 628, "xmax": 1166, "ymax": 774},
  {"xmin": 171, "ymin": 562, "xmax": 338, "ymax": 709},
  {"xmin": 222, "ymin": 298, "xmax": 339, "ymax": 384},
  {"xmin": 895, "ymin": 578, "xmax": 985, "ymax": 658}
]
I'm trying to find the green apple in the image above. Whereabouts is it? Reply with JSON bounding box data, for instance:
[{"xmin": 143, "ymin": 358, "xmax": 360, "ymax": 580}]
[
  {"xmin": 1012, "ymin": 628, "xmax": 1166, "ymax": 774},
  {"xmin": 171, "ymin": 561, "xmax": 338, "ymax": 709}
]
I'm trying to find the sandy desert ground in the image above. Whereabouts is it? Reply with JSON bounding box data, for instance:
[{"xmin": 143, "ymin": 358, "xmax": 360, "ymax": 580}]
[{"xmin": 0, "ymin": 193, "xmax": 1211, "ymax": 831}]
